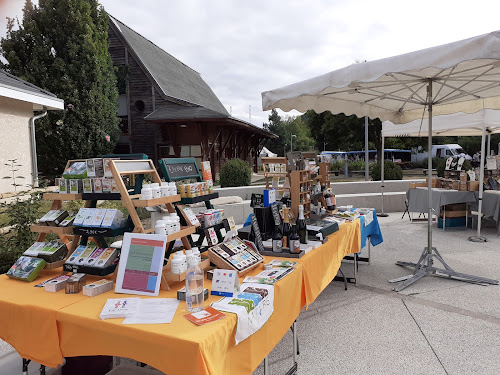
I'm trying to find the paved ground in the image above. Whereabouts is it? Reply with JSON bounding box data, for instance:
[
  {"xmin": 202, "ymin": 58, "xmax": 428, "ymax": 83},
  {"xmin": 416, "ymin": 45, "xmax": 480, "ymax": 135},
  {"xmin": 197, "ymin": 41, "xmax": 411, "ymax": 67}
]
[{"xmin": 2, "ymin": 213, "xmax": 500, "ymax": 374}]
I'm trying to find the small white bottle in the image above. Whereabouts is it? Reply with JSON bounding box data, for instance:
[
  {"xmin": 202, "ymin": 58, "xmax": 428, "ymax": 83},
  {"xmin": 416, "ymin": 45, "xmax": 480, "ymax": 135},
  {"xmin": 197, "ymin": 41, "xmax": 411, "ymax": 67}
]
[
  {"xmin": 141, "ymin": 184, "xmax": 152, "ymax": 200},
  {"xmin": 192, "ymin": 247, "xmax": 201, "ymax": 264},
  {"xmin": 155, "ymin": 220, "xmax": 166, "ymax": 235},
  {"xmin": 169, "ymin": 182, "xmax": 177, "ymax": 196},
  {"xmin": 179, "ymin": 251, "xmax": 187, "ymax": 272},
  {"xmin": 163, "ymin": 217, "xmax": 172, "ymax": 234},
  {"xmin": 170, "ymin": 254, "xmax": 183, "ymax": 274},
  {"xmin": 174, "ymin": 216, "xmax": 181, "ymax": 232},
  {"xmin": 160, "ymin": 182, "xmax": 169, "ymax": 197},
  {"xmin": 151, "ymin": 183, "xmax": 161, "ymax": 198}
]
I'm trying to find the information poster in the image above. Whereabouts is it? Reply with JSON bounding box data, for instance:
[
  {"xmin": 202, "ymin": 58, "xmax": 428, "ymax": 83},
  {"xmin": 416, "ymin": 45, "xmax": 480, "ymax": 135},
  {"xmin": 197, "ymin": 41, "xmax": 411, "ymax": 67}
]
[{"xmin": 115, "ymin": 233, "xmax": 168, "ymax": 296}]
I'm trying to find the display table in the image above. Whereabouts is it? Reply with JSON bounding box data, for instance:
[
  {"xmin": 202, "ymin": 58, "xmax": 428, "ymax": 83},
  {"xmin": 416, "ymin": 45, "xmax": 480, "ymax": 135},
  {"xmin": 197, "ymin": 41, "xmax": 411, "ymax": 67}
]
[
  {"xmin": 0, "ymin": 221, "xmax": 361, "ymax": 375},
  {"xmin": 407, "ymin": 187, "xmax": 476, "ymax": 215},
  {"xmin": 472, "ymin": 190, "xmax": 500, "ymax": 235}
]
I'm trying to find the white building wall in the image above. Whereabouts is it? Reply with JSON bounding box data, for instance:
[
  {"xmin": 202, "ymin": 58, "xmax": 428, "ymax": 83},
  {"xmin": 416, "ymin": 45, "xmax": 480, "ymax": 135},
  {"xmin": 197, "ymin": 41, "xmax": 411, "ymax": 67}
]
[{"xmin": 0, "ymin": 97, "xmax": 34, "ymax": 194}]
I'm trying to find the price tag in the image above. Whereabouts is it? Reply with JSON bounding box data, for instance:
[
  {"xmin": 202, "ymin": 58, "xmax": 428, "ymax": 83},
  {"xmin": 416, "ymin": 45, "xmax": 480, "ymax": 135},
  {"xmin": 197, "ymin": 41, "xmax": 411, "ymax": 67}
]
[
  {"xmin": 181, "ymin": 206, "xmax": 200, "ymax": 226},
  {"xmin": 207, "ymin": 227, "xmax": 219, "ymax": 245},
  {"xmin": 227, "ymin": 216, "xmax": 236, "ymax": 231},
  {"xmin": 270, "ymin": 204, "xmax": 281, "ymax": 226},
  {"xmin": 250, "ymin": 215, "xmax": 264, "ymax": 253},
  {"xmin": 211, "ymin": 269, "xmax": 240, "ymax": 297}
]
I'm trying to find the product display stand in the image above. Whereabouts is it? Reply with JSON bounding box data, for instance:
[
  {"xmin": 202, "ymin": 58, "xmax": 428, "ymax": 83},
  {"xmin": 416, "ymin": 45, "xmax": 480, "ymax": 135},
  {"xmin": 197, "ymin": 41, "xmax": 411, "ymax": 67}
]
[
  {"xmin": 110, "ymin": 159, "xmax": 195, "ymax": 290},
  {"xmin": 290, "ymin": 170, "xmax": 311, "ymax": 219},
  {"xmin": 31, "ymin": 192, "xmax": 85, "ymax": 270},
  {"xmin": 159, "ymin": 157, "xmax": 222, "ymax": 252},
  {"xmin": 262, "ymin": 156, "xmax": 290, "ymax": 195}
]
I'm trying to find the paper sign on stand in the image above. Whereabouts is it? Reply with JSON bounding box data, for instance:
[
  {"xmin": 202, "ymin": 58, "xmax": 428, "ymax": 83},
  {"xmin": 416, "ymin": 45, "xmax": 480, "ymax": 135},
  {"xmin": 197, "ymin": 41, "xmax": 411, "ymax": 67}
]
[
  {"xmin": 207, "ymin": 227, "xmax": 219, "ymax": 245},
  {"xmin": 211, "ymin": 269, "xmax": 240, "ymax": 297}
]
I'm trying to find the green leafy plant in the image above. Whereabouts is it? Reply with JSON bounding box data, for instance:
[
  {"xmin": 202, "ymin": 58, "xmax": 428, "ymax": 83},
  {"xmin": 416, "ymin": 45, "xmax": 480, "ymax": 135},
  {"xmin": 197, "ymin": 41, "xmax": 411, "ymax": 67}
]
[
  {"xmin": 3, "ymin": 159, "xmax": 26, "ymax": 192},
  {"xmin": 0, "ymin": 191, "xmax": 43, "ymax": 273},
  {"xmin": 370, "ymin": 161, "xmax": 403, "ymax": 181},
  {"xmin": 220, "ymin": 159, "xmax": 252, "ymax": 187}
]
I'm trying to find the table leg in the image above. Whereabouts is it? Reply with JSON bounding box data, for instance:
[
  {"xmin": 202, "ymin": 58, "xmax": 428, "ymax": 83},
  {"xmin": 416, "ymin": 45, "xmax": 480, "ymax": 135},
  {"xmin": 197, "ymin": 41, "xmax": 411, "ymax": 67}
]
[
  {"xmin": 264, "ymin": 356, "xmax": 270, "ymax": 375},
  {"xmin": 353, "ymin": 254, "xmax": 357, "ymax": 284},
  {"xmin": 367, "ymin": 236, "xmax": 371, "ymax": 265},
  {"xmin": 22, "ymin": 358, "xmax": 30, "ymax": 375},
  {"xmin": 443, "ymin": 206, "xmax": 446, "ymax": 232},
  {"xmin": 292, "ymin": 321, "xmax": 298, "ymax": 363}
]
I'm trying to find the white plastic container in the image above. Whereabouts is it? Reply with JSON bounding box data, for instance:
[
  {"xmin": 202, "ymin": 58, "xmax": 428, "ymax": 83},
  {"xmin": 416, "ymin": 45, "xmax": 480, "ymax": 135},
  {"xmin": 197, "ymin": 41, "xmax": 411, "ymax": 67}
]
[
  {"xmin": 179, "ymin": 251, "xmax": 187, "ymax": 272},
  {"xmin": 174, "ymin": 216, "xmax": 181, "ymax": 232},
  {"xmin": 170, "ymin": 255, "xmax": 183, "ymax": 274},
  {"xmin": 169, "ymin": 182, "xmax": 176, "ymax": 196},
  {"xmin": 141, "ymin": 184, "xmax": 152, "ymax": 200},
  {"xmin": 192, "ymin": 247, "xmax": 201, "ymax": 264},
  {"xmin": 155, "ymin": 220, "xmax": 166, "ymax": 235},
  {"xmin": 163, "ymin": 216, "xmax": 173, "ymax": 234},
  {"xmin": 160, "ymin": 182, "xmax": 170, "ymax": 197},
  {"xmin": 151, "ymin": 183, "xmax": 161, "ymax": 198}
]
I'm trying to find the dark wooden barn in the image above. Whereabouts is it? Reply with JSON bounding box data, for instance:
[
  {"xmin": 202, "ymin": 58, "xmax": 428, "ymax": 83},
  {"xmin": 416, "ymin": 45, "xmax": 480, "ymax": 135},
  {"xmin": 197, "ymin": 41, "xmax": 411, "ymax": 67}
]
[{"xmin": 107, "ymin": 16, "xmax": 276, "ymax": 178}]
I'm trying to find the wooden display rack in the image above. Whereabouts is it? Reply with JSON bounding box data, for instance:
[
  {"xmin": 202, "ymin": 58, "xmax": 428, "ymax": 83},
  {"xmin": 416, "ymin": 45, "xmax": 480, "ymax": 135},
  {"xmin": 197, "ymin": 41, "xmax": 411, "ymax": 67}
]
[
  {"xmin": 30, "ymin": 192, "xmax": 88, "ymax": 270},
  {"xmin": 262, "ymin": 157, "xmax": 290, "ymax": 194},
  {"xmin": 110, "ymin": 159, "xmax": 195, "ymax": 290},
  {"xmin": 290, "ymin": 170, "xmax": 311, "ymax": 219}
]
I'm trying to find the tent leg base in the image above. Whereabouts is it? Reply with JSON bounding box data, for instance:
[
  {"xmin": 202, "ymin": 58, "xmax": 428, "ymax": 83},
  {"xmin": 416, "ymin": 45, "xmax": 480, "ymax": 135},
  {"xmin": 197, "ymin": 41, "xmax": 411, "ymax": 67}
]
[
  {"xmin": 389, "ymin": 248, "xmax": 499, "ymax": 291},
  {"xmin": 468, "ymin": 235, "xmax": 488, "ymax": 243},
  {"xmin": 377, "ymin": 213, "xmax": 389, "ymax": 217}
]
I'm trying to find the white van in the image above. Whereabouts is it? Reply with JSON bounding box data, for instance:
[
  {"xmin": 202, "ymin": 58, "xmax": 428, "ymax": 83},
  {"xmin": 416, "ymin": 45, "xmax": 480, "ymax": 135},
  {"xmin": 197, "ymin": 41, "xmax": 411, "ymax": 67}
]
[{"xmin": 412, "ymin": 144, "xmax": 472, "ymax": 162}]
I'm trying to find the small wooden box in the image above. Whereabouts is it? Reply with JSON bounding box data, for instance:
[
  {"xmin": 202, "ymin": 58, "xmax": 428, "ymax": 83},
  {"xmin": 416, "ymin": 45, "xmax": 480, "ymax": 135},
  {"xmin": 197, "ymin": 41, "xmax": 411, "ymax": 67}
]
[{"xmin": 467, "ymin": 181, "xmax": 480, "ymax": 191}]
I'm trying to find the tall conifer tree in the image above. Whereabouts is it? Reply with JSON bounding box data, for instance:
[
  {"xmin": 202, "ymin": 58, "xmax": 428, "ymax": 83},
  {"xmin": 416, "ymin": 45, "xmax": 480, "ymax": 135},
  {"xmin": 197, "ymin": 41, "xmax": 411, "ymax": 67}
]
[{"xmin": 1, "ymin": 0, "xmax": 120, "ymax": 176}]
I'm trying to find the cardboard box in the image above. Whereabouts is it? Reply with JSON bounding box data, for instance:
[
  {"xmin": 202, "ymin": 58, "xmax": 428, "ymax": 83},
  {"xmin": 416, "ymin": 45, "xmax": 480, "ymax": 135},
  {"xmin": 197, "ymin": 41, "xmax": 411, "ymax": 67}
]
[
  {"xmin": 83, "ymin": 178, "xmax": 93, "ymax": 193},
  {"xmin": 425, "ymin": 178, "xmax": 440, "ymax": 188},
  {"xmin": 467, "ymin": 181, "xmax": 480, "ymax": 191}
]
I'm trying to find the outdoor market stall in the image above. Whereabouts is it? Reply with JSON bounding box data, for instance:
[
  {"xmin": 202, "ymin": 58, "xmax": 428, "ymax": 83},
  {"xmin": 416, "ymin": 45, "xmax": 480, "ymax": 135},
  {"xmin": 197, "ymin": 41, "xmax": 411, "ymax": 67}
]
[
  {"xmin": 0, "ymin": 221, "xmax": 360, "ymax": 375},
  {"xmin": 262, "ymin": 30, "xmax": 500, "ymax": 292}
]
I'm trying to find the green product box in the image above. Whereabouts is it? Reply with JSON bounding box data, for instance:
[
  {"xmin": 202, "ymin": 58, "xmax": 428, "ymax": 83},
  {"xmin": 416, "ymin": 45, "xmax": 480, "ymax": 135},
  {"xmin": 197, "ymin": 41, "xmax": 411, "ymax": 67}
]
[{"xmin": 6, "ymin": 256, "xmax": 46, "ymax": 282}]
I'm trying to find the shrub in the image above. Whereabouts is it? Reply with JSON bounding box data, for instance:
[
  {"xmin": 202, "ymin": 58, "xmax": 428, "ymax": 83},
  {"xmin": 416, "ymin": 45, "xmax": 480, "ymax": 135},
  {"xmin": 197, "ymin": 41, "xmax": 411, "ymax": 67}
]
[
  {"xmin": 0, "ymin": 191, "xmax": 43, "ymax": 273},
  {"xmin": 421, "ymin": 157, "xmax": 443, "ymax": 169},
  {"xmin": 330, "ymin": 160, "xmax": 345, "ymax": 171},
  {"xmin": 349, "ymin": 161, "xmax": 365, "ymax": 171},
  {"xmin": 370, "ymin": 161, "xmax": 403, "ymax": 181},
  {"xmin": 220, "ymin": 159, "xmax": 252, "ymax": 187}
]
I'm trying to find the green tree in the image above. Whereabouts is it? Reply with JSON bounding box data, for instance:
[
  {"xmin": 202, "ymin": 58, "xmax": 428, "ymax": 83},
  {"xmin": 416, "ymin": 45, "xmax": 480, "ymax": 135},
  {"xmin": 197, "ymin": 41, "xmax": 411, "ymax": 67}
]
[
  {"xmin": 263, "ymin": 110, "xmax": 316, "ymax": 156},
  {"xmin": 0, "ymin": 0, "xmax": 120, "ymax": 178},
  {"xmin": 304, "ymin": 110, "xmax": 383, "ymax": 159}
]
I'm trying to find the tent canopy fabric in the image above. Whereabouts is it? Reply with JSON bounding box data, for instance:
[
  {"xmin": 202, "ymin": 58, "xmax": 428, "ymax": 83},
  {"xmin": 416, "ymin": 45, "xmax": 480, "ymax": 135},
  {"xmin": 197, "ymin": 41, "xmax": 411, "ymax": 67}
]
[
  {"xmin": 382, "ymin": 109, "xmax": 500, "ymax": 137},
  {"xmin": 262, "ymin": 31, "xmax": 500, "ymax": 124}
]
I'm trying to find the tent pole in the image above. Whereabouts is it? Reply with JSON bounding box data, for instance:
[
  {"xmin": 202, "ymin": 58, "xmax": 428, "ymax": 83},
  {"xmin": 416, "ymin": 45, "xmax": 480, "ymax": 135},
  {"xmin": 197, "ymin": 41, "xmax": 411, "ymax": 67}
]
[
  {"xmin": 377, "ymin": 135, "xmax": 388, "ymax": 217},
  {"xmin": 427, "ymin": 83, "xmax": 433, "ymax": 255},
  {"xmin": 365, "ymin": 116, "xmax": 369, "ymax": 181},
  {"xmin": 468, "ymin": 125, "xmax": 487, "ymax": 242},
  {"xmin": 487, "ymin": 133, "xmax": 491, "ymax": 156}
]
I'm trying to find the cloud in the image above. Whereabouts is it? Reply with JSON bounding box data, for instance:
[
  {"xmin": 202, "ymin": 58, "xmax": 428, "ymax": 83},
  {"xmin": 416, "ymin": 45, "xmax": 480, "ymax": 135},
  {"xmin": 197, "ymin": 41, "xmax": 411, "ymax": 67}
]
[{"xmin": 3, "ymin": 0, "xmax": 500, "ymax": 128}]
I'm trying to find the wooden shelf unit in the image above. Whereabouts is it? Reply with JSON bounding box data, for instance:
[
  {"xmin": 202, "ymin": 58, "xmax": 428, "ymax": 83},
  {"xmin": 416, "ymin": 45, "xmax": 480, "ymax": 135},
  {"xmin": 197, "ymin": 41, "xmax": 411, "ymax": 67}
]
[
  {"xmin": 110, "ymin": 159, "xmax": 196, "ymax": 290},
  {"xmin": 261, "ymin": 157, "xmax": 290, "ymax": 193},
  {"xmin": 290, "ymin": 170, "xmax": 311, "ymax": 219}
]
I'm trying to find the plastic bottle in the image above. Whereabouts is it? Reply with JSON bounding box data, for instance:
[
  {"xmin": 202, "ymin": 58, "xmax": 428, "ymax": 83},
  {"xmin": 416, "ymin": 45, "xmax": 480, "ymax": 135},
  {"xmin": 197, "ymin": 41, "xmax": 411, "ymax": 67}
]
[
  {"xmin": 155, "ymin": 220, "xmax": 167, "ymax": 236},
  {"xmin": 151, "ymin": 183, "xmax": 161, "ymax": 198},
  {"xmin": 160, "ymin": 182, "xmax": 170, "ymax": 197},
  {"xmin": 192, "ymin": 247, "xmax": 201, "ymax": 264},
  {"xmin": 178, "ymin": 251, "xmax": 187, "ymax": 272},
  {"xmin": 170, "ymin": 254, "xmax": 183, "ymax": 274},
  {"xmin": 163, "ymin": 216, "xmax": 173, "ymax": 234},
  {"xmin": 169, "ymin": 182, "xmax": 177, "ymax": 196},
  {"xmin": 185, "ymin": 256, "xmax": 204, "ymax": 312},
  {"xmin": 141, "ymin": 184, "xmax": 152, "ymax": 200}
]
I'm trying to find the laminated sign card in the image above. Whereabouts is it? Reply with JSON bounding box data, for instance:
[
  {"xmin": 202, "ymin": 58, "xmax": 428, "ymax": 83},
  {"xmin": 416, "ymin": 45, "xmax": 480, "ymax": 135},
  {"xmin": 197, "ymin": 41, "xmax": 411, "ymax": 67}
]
[{"xmin": 115, "ymin": 233, "xmax": 168, "ymax": 296}]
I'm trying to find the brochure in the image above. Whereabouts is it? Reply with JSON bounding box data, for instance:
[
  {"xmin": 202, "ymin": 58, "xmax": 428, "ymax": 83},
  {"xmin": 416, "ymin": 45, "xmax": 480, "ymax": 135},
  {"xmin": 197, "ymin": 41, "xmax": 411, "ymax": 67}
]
[
  {"xmin": 183, "ymin": 306, "xmax": 227, "ymax": 326},
  {"xmin": 123, "ymin": 298, "xmax": 179, "ymax": 324},
  {"xmin": 115, "ymin": 233, "xmax": 168, "ymax": 296},
  {"xmin": 99, "ymin": 297, "xmax": 141, "ymax": 319},
  {"xmin": 242, "ymin": 267, "xmax": 295, "ymax": 285}
]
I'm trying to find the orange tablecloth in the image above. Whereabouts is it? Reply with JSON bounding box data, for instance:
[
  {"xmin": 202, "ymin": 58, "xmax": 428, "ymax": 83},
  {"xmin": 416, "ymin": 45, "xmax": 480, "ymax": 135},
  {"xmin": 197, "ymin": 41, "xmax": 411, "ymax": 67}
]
[
  {"xmin": 0, "ymin": 269, "xmax": 90, "ymax": 367},
  {"xmin": 0, "ymin": 220, "xmax": 360, "ymax": 374},
  {"xmin": 299, "ymin": 219, "xmax": 361, "ymax": 307}
]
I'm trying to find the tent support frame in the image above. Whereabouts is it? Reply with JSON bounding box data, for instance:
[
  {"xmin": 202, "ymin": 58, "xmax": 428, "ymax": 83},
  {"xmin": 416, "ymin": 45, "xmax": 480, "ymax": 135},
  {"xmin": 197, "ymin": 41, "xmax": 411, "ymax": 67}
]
[{"xmin": 389, "ymin": 80, "xmax": 498, "ymax": 291}]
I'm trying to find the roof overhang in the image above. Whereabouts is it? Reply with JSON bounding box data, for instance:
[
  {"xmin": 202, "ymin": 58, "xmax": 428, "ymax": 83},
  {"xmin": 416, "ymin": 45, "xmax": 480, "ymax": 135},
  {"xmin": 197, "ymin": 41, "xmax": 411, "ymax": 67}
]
[{"xmin": 0, "ymin": 84, "xmax": 64, "ymax": 110}]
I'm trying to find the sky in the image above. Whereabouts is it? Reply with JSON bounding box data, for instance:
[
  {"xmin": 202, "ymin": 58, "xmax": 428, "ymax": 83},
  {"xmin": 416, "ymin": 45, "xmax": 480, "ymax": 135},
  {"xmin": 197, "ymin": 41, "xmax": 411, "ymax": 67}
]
[{"xmin": 1, "ymin": 0, "xmax": 500, "ymax": 127}]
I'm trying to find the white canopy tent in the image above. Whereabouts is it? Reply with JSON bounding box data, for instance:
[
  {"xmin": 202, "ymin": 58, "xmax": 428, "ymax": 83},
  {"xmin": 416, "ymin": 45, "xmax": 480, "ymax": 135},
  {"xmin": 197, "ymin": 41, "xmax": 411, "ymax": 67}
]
[
  {"xmin": 383, "ymin": 109, "xmax": 500, "ymax": 241},
  {"xmin": 262, "ymin": 31, "xmax": 500, "ymax": 291}
]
